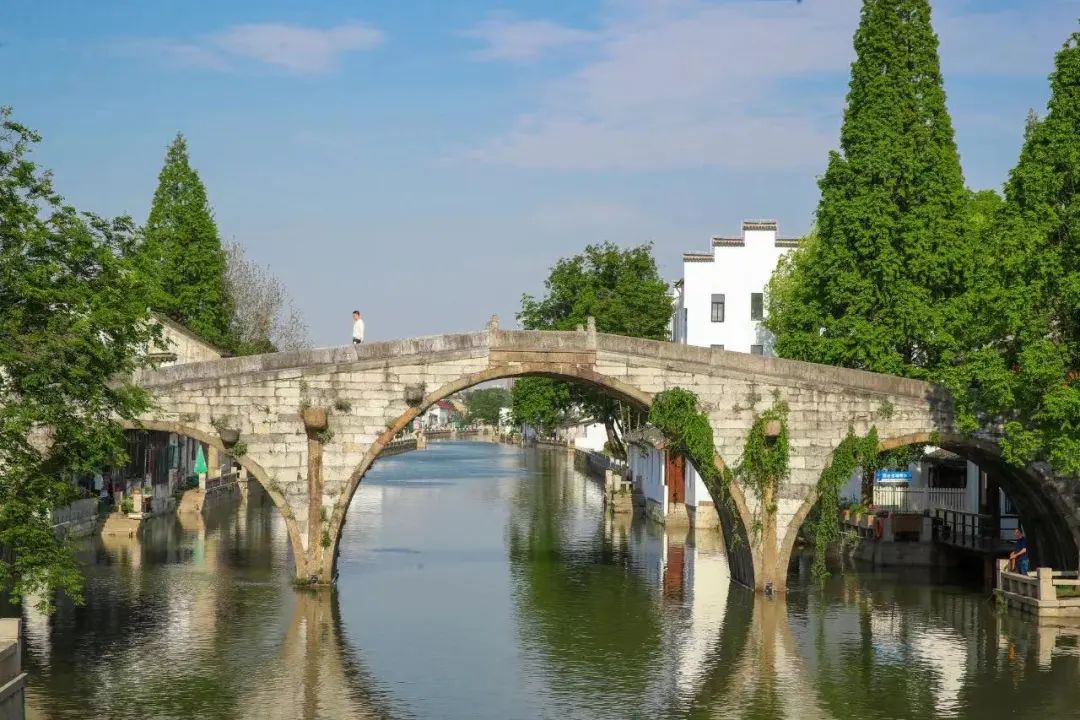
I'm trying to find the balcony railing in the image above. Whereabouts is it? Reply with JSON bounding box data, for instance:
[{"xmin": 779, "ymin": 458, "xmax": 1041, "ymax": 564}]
[{"xmin": 872, "ymin": 485, "xmax": 967, "ymax": 513}]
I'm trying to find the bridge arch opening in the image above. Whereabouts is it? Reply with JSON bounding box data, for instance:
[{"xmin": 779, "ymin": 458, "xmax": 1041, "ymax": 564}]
[
  {"xmin": 117, "ymin": 420, "xmax": 310, "ymax": 573},
  {"xmin": 326, "ymin": 364, "xmax": 759, "ymax": 589},
  {"xmin": 778, "ymin": 431, "xmax": 1080, "ymax": 583}
]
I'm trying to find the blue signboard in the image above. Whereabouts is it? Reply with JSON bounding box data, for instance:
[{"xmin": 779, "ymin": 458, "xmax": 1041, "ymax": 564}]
[{"xmin": 875, "ymin": 469, "xmax": 912, "ymax": 483}]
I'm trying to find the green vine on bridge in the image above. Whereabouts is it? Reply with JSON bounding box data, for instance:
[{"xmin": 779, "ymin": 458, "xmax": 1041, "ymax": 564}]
[
  {"xmin": 735, "ymin": 398, "xmax": 790, "ymax": 541},
  {"xmin": 649, "ymin": 388, "xmax": 791, "ymax": 545},
  {"xmin": 649, "ymin": 388, "xmax": 731, "ymax": 504},
  {"xmin": 808, "ymin": 427, "xmax": 879, "ymax": 582}
]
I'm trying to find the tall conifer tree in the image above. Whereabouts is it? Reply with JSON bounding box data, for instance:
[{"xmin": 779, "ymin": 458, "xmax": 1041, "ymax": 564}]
[
  {"xmin": 768, "ymin": 0, "xmax": 968, "ymax": 377},
  {"xmin": 992, "ymin": 35, "xmax": 1080, "ymax": 475},
  {"xmin": 143, "ymin": 133, "xmax": 234, "ymax": 348}
]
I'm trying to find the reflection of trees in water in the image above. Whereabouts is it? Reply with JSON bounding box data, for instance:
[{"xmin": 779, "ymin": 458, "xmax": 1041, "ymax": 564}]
[
  {"xmin": 508, "ymin": 449, "xmax": 664, "ymax": 712},
  {"xmin": 19, "ymin": 494, "xmax": 404, "ymax": 720},
  {"xmin": 786, "ymin": 574, "xmax": 1080, "ymax": 720},
  {"xmin": 507, "ymin": 448, "xmax": 823, "ymax": 720}
]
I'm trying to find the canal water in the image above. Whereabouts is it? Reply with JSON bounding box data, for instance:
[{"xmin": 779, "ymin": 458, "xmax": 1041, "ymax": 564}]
[{"xmin": 17, "ymin": 442, "xmax": 1080, "ymax": 719}]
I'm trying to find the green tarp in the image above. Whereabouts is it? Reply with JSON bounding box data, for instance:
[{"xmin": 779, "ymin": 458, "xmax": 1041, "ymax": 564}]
[{"xmin": 193, "ymin": 445, "xmax": 208, "ymax": 475}]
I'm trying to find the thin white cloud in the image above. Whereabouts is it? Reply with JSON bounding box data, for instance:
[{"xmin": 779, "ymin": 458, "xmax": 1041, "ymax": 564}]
[
  {"xmin": 212, "ymin": 22, "xmax": 383, "ymax": 74},
  {"xmin": 110, "ymin": 38, "xmax": 231, "ymax": 71},
  {"xmin": 465, "ymin": 18, "xmax": 595, "ymax": 61},
  {"xmin": 465, "ymin": 1, "xmax": 857, "ymax": 170},
  {"xmin": 464, "ymin": 0, "xmax": 1080, "ymax": 173},
  {"xmin": 112, "ymin": 21, "xmax": 384, "ymax": 75}
]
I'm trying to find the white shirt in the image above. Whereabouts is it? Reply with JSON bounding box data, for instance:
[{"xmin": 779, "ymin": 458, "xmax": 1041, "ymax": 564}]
[{"xmin": 352, "ymin": 317, "xmax": 365, "ymax": 342}]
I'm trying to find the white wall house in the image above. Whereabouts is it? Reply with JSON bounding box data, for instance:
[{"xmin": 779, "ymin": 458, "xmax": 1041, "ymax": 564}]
[
  {"xmin": 568, "ymin": 422, "xmax": 608, "ymax": 453},
  {"xmin": 669, "ymin": 220, "xmax": 800, "ymax": 524},
  {"xmin": 421, "ymin": 400, "xmax": 460, "ymax": 429},
  {"xmin": 671, "ymin": 219, "xmax": 799, "ymax": 355}
]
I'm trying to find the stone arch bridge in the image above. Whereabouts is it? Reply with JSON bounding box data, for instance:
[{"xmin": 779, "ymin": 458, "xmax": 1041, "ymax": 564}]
[{"xmin": 129, "ymin": 324, "xmax": 1078, "ymax": 592}]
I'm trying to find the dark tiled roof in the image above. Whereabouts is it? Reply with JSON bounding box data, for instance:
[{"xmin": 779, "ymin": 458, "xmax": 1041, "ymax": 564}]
[{"xmin": 711, "ymin": 237, "xmax": 745, "ymax": 247}]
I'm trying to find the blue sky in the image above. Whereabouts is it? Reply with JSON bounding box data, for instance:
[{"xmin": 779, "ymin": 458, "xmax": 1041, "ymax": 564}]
[{"xmin": 5, "ymin": 0, "xmax": 1078, "ymax": 345}]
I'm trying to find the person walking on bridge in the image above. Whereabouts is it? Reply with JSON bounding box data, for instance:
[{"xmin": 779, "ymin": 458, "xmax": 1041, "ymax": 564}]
[{"xmin": 352, "ymin": 310, "xmax": 365, "ymax": 346}]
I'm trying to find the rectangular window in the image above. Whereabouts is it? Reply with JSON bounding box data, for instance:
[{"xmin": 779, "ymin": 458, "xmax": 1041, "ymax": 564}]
[
  {"xmin": 750, "ymin": 344, "xmax": 764, "ymax": 355},
  {"xmin": 711, "ymin": 344, "xmax": 724, "ymax": 351},
  {"xmin": 711, "ymin": 294, "xmax": 725, "ymax": 323},
  {"xmin": 750, "ymin": 292, "xmax": 764, "ymax": 321}
]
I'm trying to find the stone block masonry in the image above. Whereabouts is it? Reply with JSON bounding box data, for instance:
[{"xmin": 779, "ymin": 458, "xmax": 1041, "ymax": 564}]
[{"xmin": 129, "ymin": 326, "xmax": 1077, "ymax": 593}]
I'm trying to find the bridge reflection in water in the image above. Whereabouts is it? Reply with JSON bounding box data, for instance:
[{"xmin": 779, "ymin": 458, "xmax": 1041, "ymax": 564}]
[{"xmin": 12, "ymin": 441, "xmax": 1080, "ymax": 720}]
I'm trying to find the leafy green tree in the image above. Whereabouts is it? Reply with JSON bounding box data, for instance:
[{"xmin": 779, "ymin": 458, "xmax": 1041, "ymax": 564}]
[
  {"xmin": 141, "ymin": 133, "xmax": 234, "ymax": 349},
  {"xmin": 464, "ymin": 387, "xmax": 512, "ymax": 426},
  {"xmin": 513, "ymin": 242, "xmax": 671, "ymax": 454},
  {"xmin": 0, "ymin": 109, "xmax": 158, "ymax": 609},
  {"xmin": 766, "ymin": 0, "xmax": 969, "ymax": 377},
  {"xmin": 987, "ymin": 36, "xmax": 1080, "ymax": 475},
  {"xmin": 511, "ymin": 378, "xmax": 573, "ymax": 433}
]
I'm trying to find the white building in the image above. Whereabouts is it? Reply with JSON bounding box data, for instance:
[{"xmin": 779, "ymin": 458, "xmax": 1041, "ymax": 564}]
[
  {"xmin": 840, "ymin": 447, "xmax": 1020, "ymax": 540},
  {"xmin": 671, "ymin": 219, "xmax": 799, "ymax": 355},
  {"xmin": 664, "ymin": 219, "xmax": 799, "ymax": 529},
  {"xmin": 148, "ymin": 313, "xmax": 226, "ymax": 366},
  {"xmin": 625, "ymin": 427, "xmax": 720, "ymax": 530},
  {"xmin": 567, "ymin": 422, "xmax": 608, "ymax": 453}
]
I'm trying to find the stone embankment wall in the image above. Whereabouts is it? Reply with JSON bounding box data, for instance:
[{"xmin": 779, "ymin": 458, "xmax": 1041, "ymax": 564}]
[
  {"xmin": 379, "ymin": 437, "xmax": 418, "ymax": 458},
  {"xmin": 0, "ymin": 619, "xmax": 25, "ymax": 720},
  {"xmin": 50, "ymin": 497, "xmax": 102, "ymax": 539}
]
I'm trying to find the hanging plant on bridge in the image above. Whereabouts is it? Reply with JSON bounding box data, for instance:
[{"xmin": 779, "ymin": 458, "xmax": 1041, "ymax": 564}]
[
  {"xmin": 649, "ymin": 388, "xmax": 732, "ymax": 503},
  {"xmin": 808, "ymin": 427, "xmax": 880, "ymax": 583},
  {"xmin": 650, "ymin": 389, "xmax": 791, "ymax": 547},
  {"xmin": 733, "ymin": 399, "xmax": 790, "ymax": 541}
]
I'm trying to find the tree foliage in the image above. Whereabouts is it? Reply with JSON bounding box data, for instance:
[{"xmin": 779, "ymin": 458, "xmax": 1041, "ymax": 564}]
[
  {"xmin": 511, "ymin": 378, "xmax": 573, "ymax": 433},
  {"xmin": 987, "ymin": 36, "xmax": 1080, "ymax": 474},
  {"xmin": 766, "ymin": 0, "xmax": 969, "ymax": 377},
  {"xmin": 140, "ymin": 133, "xmax": 235, "ymax": 350},
  {"xmin": 464, "ymin": 387, "xmax": 512, "ymax": 426},
  {"xmin": 517, "ymin": 242, "xmax": 672, "ymax": 339},
  {"xmin": 0, "ymin": 109, "xmax": 158, "ymax": 610},
  {"xmin": 766, "ymin": 3, "xmax": 1080, "ymax": 489},
  {"xmin": 512, "ymin": 242, "xmax": 671, "ymax": 453},
  {"xmin": 225, "ymin": 241, "xmax": 308, "ymax": 354}
]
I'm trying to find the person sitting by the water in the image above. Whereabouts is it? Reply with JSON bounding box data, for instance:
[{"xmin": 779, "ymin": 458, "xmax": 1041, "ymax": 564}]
[{"xmin": 1009, "ymin": 527, "xmax": 1029, "ymax": 574}]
